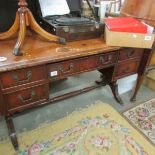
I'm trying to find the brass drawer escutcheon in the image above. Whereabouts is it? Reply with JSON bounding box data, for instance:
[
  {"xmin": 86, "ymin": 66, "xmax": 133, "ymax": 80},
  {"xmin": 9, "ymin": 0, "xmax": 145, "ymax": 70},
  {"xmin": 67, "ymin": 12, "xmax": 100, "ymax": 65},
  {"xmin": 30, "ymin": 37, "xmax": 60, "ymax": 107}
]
[
  {"xmin": 17, "ymin": 90, "xmax": 36, "ymax": 104},
  {"xmin": 58, "ymin": 63, "xmax": 74, "ymax": 74},
  {"xmin": 100, "ymin": 55, "xmax": 112, "ymax": 65},
  {"xmin": 12, "ymin": 70, "xmax": 32, "ymax": 84}
]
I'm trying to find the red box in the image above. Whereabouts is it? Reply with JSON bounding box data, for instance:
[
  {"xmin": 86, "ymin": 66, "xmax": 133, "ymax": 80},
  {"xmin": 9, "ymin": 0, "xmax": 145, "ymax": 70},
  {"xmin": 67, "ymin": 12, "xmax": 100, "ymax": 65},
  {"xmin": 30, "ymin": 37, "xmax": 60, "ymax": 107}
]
[{"xmin": 104, "ymin": 17, "xmax": 148, "ymax": 34}]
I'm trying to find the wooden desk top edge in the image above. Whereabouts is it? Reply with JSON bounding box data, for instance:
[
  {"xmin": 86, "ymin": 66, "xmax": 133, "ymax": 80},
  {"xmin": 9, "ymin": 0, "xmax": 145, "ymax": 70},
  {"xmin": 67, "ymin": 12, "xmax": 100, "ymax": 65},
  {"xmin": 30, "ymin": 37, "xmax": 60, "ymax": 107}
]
[{"xmin": 0, "ymin": 34, "xmax": 121, "ymax": 72}]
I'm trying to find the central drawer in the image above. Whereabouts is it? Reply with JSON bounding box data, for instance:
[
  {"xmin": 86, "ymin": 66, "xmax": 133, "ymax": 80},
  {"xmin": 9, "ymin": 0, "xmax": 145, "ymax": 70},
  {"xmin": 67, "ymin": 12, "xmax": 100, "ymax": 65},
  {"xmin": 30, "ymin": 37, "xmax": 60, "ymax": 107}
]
[
  {"xmin": 47, "ymin": 52, "xmax": 117, "ymax": 80},
  {"xmin": 5, "ymin": 84, "xmax": 49, "ymax": 112}
]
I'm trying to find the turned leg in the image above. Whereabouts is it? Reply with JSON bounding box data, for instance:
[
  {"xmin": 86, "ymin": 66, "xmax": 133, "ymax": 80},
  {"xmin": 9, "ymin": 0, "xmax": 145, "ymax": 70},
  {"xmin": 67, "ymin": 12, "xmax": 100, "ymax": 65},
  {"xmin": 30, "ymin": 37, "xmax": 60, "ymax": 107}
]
[
  {"xmin": 5, "ymin": 116, "xmax": 18, "ymax": 150},
  {"xmin": 109, "ymin": 81, "xmax": 124, "ymax": 105},
  {"xmin": 130, "ymin": 74, "xmax": 144, "ymax": 102}
]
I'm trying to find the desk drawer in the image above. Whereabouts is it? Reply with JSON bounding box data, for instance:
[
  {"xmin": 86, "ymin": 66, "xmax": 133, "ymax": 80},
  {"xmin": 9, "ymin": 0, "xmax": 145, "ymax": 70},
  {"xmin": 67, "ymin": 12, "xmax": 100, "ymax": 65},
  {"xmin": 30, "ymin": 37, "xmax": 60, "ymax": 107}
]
[
  {"xmin": 119, "ymin": 48, "xmax": 143, "ymax": 61},
  {"xmin": 115, "ymin": 60, "xmax": 140, "ymax": 79},
  {"xmin": 48, "ymin": 53, "xmax": 117, "ymax": 80},
  {"xmin": 79, "ymin": 52, "xmax": 117, "ymax": 71},
  {"xmin": 48, "ymin": 59, "xmax": 79, "ymax": 80},
  {"xmin": 5, "ymin": 84, "xmax": 48, "ymax": 111},
  {"xmin": 0, "ymin": 66, "xmax": 46, "ymax": 89}
]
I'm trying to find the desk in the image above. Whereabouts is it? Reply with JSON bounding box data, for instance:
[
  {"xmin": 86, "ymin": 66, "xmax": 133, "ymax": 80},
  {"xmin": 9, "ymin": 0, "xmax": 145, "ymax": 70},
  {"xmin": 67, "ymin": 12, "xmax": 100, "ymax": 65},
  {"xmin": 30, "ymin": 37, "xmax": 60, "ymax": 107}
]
[
  {"xmin": 0, "ymin": 33, "xmax": 152, "ymax": 150},
  {"xmin": 147, "ymin": 48, "xmax": 155, "ymax": 71}
]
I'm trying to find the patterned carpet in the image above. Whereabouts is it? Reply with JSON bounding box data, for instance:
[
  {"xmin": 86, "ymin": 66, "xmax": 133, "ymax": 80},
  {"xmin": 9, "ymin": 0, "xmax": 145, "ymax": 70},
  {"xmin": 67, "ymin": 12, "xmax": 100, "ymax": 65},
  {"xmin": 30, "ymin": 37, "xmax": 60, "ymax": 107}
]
[
  {"xmin": 0, "ymin": 101, "xmax": 155, "ymax": 155},
  {"xmin": 123, "ymin": 98, "xmax": 155, "ymax": 146}
]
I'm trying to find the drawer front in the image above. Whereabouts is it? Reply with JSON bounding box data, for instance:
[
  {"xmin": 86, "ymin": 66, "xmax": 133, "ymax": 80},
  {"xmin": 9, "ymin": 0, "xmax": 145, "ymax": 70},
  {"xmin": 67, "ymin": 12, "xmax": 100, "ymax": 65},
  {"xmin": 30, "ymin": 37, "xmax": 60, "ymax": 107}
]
[
  {"xmin": 119, "ymin": 48, "xmax": 143, "ymax": 61},
  {"xmin": 5, "ymin": 84, "xmax": 49, "ymax": 111},
  {"xmin": 79, "ymin": 53, "xmax": 117, "ymax": 71},
  {"xmin": 0, "ymin": 66, "xmax": 46, "ymax": 89},
  {"xmin": 48, "ymin": 59, "xmax": 80, "ymax": 80},
  {"xmin": 48, "ymin": 53, "xmax": 117, "ymax": 80},
  {"xmin": 115, "ymin": 60, "xmax": 140, "ymax": 78}
]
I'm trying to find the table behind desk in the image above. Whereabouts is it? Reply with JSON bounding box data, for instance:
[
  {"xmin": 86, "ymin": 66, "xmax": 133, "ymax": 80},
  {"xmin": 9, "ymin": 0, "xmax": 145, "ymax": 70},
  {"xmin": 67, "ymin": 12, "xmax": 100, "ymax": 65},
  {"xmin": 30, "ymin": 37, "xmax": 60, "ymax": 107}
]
[
  {"xmin": 0, "ymin": 35, "xmax": 152, "ymax": 150},
  {"xmin": 149, "ymin": 48, "xmax": 155, "ymax": 69}
]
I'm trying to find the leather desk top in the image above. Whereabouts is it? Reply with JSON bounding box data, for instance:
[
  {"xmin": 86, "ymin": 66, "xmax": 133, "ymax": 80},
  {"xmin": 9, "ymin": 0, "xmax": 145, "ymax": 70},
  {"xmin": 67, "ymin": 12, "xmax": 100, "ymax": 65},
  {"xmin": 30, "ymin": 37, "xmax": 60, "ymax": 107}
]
[{"xmin": 0, "ymin": 33, "xmax": 120, "ymax": 72}]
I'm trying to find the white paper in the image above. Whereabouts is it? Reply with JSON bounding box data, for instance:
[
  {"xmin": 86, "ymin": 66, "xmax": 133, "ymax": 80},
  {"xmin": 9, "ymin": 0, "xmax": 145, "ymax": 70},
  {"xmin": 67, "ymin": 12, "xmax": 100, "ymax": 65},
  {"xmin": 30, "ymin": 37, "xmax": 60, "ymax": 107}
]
[
  {"xmin": 142, "ymin": 22, "xmax": 154, "ymax": 34},
  {"xmin": 39, "ymin": 0, "xmax": 70, "ymax": 17},
  {"xmin": 0, "ymin": 57, "xmax": 7, "ymax": 62},
  {"xmin": 145, "ymin": 35, "xmax": 152, "ymax": 41},
  {"xmin": 50, "ymin": 71, "xmax": 58, "ymax": 77},
  {"xmin": 99, "ymin": 1, "xmax": 111, "ymax": 22}
]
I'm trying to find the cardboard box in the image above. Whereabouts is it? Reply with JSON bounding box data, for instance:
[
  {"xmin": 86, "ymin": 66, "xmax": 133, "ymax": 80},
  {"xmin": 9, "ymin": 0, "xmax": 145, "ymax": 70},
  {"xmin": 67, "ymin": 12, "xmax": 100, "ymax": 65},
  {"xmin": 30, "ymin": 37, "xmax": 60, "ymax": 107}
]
[{"xmin": 104, "ymin": 26, "xmax": 155, "ymax": 48}]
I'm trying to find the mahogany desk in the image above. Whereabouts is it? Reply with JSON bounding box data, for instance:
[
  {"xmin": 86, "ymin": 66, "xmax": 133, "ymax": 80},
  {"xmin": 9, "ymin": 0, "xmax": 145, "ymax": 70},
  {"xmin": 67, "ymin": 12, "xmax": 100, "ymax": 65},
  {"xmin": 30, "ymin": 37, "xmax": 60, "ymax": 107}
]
[{"xmin": 0, "ymin": 33, "xmax": 152, "ymax": 150}]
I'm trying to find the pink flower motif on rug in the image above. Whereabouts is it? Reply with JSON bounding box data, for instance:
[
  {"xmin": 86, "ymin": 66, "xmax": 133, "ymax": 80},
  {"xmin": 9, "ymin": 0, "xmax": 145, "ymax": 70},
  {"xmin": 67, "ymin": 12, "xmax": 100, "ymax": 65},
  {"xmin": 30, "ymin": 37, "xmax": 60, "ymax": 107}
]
[
  {"xmin": 91, "ymin": 135, "xmax": 112, "ymax": 150},
  {"xmin": 123, "ymin": 98, "xmax": 155, "ymax": 145},
  {"xmin": 137, "ymin": 119, "xmax": 152, "ymax": 130}
]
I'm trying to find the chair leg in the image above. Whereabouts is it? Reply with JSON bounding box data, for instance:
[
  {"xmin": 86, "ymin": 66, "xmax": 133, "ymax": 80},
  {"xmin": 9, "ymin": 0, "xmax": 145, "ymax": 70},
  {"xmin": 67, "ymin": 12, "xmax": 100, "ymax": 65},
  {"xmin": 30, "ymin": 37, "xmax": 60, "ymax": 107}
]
[
  {"xmin": 13, "ymin": 12, "xmax": 26, "ymax": 56},
  {"xmin": 28, "ymin": 11, "xmax": 60, "ymax": 42}
]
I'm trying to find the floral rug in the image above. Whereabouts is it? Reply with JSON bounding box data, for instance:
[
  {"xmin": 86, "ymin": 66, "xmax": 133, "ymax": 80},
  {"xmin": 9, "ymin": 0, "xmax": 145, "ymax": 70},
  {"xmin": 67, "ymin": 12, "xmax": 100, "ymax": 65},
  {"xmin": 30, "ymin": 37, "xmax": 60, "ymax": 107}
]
[
  {"xmin": 123, "ymin": 98, "xmax": 155, "ymax": 146},
  {"xmin": 0, "ymin": 101, "xmax": 155, "ymax": 155}
]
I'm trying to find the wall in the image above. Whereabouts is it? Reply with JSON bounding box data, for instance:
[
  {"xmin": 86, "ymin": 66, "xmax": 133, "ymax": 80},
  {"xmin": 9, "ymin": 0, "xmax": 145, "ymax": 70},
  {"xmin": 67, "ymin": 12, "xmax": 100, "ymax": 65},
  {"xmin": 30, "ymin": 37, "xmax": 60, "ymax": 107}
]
[{"xmin": 0, "ymin": 0, "xmax": 37, "ymax": 32}]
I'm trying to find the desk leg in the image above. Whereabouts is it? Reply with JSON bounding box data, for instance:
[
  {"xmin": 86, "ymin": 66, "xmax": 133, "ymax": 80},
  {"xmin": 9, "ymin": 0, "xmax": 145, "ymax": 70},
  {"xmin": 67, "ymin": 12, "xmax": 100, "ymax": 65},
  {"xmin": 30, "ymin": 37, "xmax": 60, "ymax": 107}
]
[
  {"xmin": 130, "ymin": 74, "xmax": 144, "ymax": 102},
  {"xmin": 109, "ymin": 81, "xmax": 124, "ymax": 105},
  {"xmin": 96, "ymin": 74, "xmax": 123, "ymax": 105},
  {"xmin": 130, "ymin": 47, "xmax": 153, "ymax": 102},
  {"xmin": 5, "ymin": 116, "xmax": 18, "ymax": 150}
]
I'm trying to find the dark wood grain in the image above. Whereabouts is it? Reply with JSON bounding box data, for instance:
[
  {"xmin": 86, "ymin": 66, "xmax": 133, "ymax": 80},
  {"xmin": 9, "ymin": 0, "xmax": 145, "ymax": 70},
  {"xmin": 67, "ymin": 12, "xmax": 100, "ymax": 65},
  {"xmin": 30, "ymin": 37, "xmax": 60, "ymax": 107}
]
[
  {"xmin": 47, "ymin": 52, "xmax": 117, "ymax": 81},
  {"xmin": 114, "ymin": 60, "xmax": 140, "ymax": 79},
  {"xmin": 0, "ymin": 34, "xmax": 152, "ymax": 150},
  {"xmin": 0, "ymin": 65, "xmax": 47, "ymax": 89},
  {"xmin": 0, "ymin": 33, "xmax": 120, "ymax": 72},
  {"xmin": 119, "ymin": 48, "xmax": 143, "ymax": 61},
  {"xmin": 5, "ymin": 84, "xmax": 49, "ymax": 113}
]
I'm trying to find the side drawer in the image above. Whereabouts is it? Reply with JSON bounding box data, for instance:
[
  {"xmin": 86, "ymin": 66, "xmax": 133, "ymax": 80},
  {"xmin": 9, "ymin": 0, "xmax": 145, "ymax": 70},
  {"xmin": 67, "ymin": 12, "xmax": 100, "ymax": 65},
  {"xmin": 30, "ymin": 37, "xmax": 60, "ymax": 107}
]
[
  {"xmin": 5, "ymin": 84, "xmax": 49, "ymax": 112},
  {"xmin": 119, "ymin": 48, "xmax": 143, "ymax": 61},
  {"xmin": 48, "ymin": 53, "xmax": 117, "ymax": 80},
  {"xmin": 0, "ymin": 66, "xmax": 47, "ymax": 89},
  {"xmin": 115, "ymin": 60, "xmax": 140, "ymax": 79}
]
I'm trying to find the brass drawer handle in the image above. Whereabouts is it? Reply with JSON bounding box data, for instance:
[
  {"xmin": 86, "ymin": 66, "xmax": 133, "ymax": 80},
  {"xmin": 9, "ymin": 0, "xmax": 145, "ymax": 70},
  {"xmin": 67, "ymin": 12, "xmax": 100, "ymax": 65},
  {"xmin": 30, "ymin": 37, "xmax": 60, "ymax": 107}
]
[
  {"xmin": 12, "ymin": 70, "xmax": 32, "ymax": 84},
  {"xmin": 100, "ymin": 55, "xmax": 112, "ymax": 64},
  {"xmin": 122, "ymin": 67, "xmax": 130, "ymax": 73},
  {"xmin": 58, "ymin": 63, "xmax": 74, "ymax": 74},
  {"xmin": 17, "ymin": 90, "xmax": 36, "ymax": 104}
]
